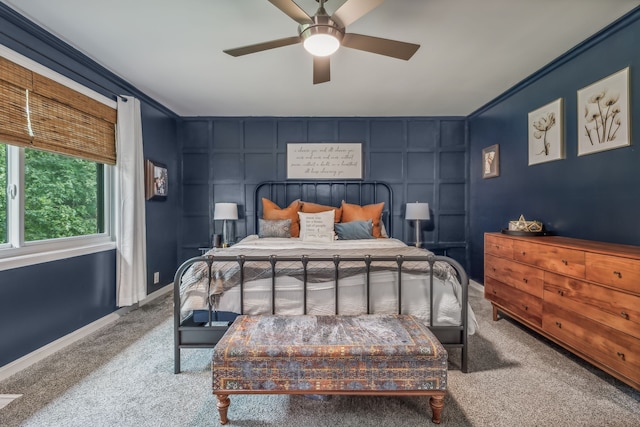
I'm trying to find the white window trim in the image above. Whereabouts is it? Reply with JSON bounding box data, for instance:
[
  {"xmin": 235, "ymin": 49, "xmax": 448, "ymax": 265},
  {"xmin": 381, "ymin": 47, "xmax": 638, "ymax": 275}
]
[{"xmin": 0, "ymin": 44, "xmax": 118, "ymax": 271}]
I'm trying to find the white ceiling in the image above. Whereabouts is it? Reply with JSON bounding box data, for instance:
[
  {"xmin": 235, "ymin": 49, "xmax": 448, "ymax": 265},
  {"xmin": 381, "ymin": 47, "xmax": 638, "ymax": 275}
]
[{"xmin": 2, "ymin": 0, "xmax": 639, "ymax": 117}]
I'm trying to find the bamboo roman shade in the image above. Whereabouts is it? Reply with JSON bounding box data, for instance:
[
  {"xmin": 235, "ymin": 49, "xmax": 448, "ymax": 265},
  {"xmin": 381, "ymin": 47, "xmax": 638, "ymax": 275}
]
[
  {"xmin": 0, "ymin": 55, "xmax": 117, "ymax": 165},
  {"xmin": 0, "ymin": 56, "xmax": 32, "ymax": 147}
]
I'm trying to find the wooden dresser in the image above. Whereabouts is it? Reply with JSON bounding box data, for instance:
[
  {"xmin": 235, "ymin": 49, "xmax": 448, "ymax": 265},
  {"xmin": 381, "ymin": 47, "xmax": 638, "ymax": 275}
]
[{"xmin": 484, "ymin": 232, "xmax": 640, "ymax": 390}]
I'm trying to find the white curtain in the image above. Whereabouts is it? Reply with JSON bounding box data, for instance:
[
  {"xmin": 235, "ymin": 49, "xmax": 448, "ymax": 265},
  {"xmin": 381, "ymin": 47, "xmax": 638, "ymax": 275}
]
[{"xmin": 115, "ymin": 96, "xmax": 147, "ymax": 306}]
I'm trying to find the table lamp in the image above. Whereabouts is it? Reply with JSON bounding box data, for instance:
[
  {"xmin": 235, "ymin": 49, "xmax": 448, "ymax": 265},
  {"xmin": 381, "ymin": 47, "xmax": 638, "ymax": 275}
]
[
  {"xmin": 405, "ymin": 202, "xmax": 430, "ymax": 247},
  {"xmin": 214, "ymin": 203, "xmax": 238, "ymax": 247}
]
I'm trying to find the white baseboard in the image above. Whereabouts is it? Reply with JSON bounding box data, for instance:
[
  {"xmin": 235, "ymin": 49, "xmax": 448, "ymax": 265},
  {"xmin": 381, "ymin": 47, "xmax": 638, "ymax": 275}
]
[
  {"xmin": 0, "ymin": 283, "xmax": 172, "ymax": 383},
  {"xmin": 0, "ymin": 394, "xmax": 23, "ymax": 409}
]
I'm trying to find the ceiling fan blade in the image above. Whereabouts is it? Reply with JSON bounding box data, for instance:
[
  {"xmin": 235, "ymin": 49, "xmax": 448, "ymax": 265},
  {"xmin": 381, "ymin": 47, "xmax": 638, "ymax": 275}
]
[
  {"xmin": 332, "ymin": 0, "xmax": 384, "ymax": 27},
  {"xmin": 223, "ymin": 36, "xmax": 301, "ymax": 57},
  {"xmin": 342, "ymin": 33, "xmax": 420, "ymax": 60},
  {"xmin": 268, "ymin": 0, "xmax": 313, "ymax": 25},
  {"xmin": 313, "ymin": 56, "xmax": 330, "ymax": 84}
]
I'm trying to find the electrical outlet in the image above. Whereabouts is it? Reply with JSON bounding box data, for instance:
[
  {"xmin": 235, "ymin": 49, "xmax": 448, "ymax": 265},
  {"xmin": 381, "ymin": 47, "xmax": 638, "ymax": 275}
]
[{"xmin": 153, "ymin": 272, "xmax": 160, "ymax": 284}]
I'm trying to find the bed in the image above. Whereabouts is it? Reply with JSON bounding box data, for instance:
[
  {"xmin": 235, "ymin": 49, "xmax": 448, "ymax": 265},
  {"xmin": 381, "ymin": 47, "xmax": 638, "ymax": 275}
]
[{"xmin": 174, "ymin": 181, "xmax": 476, "ymax": 374}]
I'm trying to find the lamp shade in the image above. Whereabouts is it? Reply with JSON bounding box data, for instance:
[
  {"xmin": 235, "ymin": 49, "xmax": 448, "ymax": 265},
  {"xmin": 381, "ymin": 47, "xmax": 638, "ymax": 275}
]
[
  {"xmin": 214, "ymin": 203, "xmax": 238, "ymax": 220},
  {"xmin": 405, "ymin": 202, "xmax": 430, "ymax": 220}
]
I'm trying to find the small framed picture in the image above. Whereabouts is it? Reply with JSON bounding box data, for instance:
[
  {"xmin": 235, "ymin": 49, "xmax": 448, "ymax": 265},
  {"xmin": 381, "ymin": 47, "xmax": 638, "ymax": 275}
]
[
  {"xmin": 528, "ymin": 98, "xmax": 564, "ymax": 165},
  {"xmin": 482, "ymin": 144, "xmax": 499, "ymax": 179},
  {"xmin": 145, "ymin": 159, "xmax": 168, "ymax": 200}
]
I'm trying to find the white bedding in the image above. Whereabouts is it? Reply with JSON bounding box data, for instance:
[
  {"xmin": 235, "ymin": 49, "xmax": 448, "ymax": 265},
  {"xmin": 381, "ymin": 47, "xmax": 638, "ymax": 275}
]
[{"xmin": 180, "ymin": 235, "xmax": 478, "ymax": 334}]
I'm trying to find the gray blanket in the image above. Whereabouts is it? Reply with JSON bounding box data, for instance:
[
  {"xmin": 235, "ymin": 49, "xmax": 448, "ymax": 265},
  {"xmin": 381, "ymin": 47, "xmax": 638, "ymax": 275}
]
[{"xmin": 179, "ymin": 244, "xmax": 456, "ymax": 303}]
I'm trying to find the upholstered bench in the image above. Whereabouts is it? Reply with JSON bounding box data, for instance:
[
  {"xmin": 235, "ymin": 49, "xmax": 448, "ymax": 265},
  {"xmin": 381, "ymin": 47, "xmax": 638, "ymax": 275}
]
[{"xmin": 212, "ymin": 314, "xmax": 448, "ymax": 424}]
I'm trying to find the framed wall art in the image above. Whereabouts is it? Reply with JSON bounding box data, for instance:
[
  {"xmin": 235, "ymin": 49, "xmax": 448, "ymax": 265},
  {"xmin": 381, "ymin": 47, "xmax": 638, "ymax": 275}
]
[
  {"xmin": 145, "ymin": 159, "xmax": 168, "ymax": 200},
  {"xmin": 482, "ymin": 144, "xmax": 499, "ymax": 179},
  {"xmin": 528, "ymin": 98, "xmax": 564, "ymax": 165},
  {"xmin": 577, "ymin": 67, "xmax": 630, "ymax": 156},
  {"xmin": 286, "ymin": 142, "xmax": 363, "ymax": 179}
]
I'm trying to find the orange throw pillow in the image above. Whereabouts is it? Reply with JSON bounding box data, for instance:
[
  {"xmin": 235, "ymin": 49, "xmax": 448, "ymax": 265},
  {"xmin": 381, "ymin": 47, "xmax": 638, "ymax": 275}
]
[
  {"xmin": 301, "ymin": 201, "xmax": 342, "ymax": 223},
  {"xmin": 341, "ymin": 201, "xmax": 385, "ymax": 238},
  {"xmin": 262, "ymin": 198, "xmax": 302, "ymax": 237}
]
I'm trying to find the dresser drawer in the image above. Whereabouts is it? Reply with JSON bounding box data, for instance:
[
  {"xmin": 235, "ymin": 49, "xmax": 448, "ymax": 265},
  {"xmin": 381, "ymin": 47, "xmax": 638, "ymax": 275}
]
[
  {"xmin": 485, "ymin": 276, "xmax": 542, "ymax": 326},
  {"xmin": 485, "ymin": 254, "xmax": 544, "ymax": 298},
  {"xmin": 513, "ymin": 241, "xmax": 585, "ymax": 278},
  {"xmin": 544, "ymin": 272, "xmax": 640, "ymax": 340},
  {"xmin": 586, "ymin": 253, "xmax": 640, "ymax": 295},
  {"xmin": 543, "ymin": 302, "xmax": 640, "ymax": 385},
  {"xmin": 485, "ymin": 234, "xmax": 513, "ymax": 258}
]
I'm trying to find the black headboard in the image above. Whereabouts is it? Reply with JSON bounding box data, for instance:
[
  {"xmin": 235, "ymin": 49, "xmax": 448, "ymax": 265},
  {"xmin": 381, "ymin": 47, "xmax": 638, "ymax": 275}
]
[{"xmin": 254, "ymin": 181, "xmax": 394, "ymax": 237}]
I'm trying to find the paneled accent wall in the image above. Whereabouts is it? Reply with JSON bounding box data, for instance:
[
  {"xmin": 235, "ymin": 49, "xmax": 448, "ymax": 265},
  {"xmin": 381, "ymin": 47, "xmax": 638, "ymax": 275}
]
[{"xmin": 179, "ymin": 117, "xmax": 468, "ymax": 267}]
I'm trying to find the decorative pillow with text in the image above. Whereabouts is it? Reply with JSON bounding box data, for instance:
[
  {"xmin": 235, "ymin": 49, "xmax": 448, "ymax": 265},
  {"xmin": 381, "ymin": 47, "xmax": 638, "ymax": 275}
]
[{"xmin": 298, "ymin": 210, "xmax": 335, "ymax": 242}]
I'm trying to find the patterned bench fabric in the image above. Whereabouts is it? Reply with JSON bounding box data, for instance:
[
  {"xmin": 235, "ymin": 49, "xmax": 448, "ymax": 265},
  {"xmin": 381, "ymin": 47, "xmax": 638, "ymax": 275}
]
[{"xmin": 212, "ymin": 314, "xmax": 447, "ymax": 392}]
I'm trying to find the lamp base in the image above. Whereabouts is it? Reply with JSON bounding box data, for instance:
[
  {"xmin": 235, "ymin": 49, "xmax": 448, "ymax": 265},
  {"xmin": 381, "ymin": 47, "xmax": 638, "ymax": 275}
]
[{"xmin": 222, "ymin": 219, "xmax": 235, "ymax": 246}]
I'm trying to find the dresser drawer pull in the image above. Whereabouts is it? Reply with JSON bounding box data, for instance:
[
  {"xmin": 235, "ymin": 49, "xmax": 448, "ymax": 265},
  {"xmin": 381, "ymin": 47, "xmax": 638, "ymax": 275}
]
[
  {"xmin": 557, "ymin": 290, "xmax": 564, "ymax": 296},
  {"xmin": 613, "ymin": 271, "xmax": 622, "ymax": 278},
  {"xmin": 617, "ymin": 352, "xmax": 626, "ymax": 361},
  {"xmin": 492, "ymin": 289, "xmax": 497, "ymax": 295},
  {"xmin": 620, "ymin": 311, "xmax": 629, "ymax": 319},
  {"xmin": 522, "ymin": 304, "xmax": 528, "ymax": 311},
  {"xmin": 561, "ymin": 259, "xmax": 568, "ymax": 265},
  {"xmin": 522, "ymin": 278, "xmax": 528, "ymax": 284},
  {"xmin": 555, "ymin": 321, "xmax": 562, "ymax": 328},
  {"xmin": 521, "ymin": 251, "xmax": 526, "ymax": 256}
]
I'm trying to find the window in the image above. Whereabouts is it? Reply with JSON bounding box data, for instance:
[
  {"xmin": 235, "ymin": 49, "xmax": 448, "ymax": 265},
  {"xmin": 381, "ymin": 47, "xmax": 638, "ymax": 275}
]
[
  {"xmin": 24, "ymin": 148, "xmax": 105, "ymax": 240},
  {"xmin": 0, "ymin": 46, "xmax": 117, "ymax": 268},
  {"xmin": 1, "ymin": 142, "xmax": 112, "ymax": 255}
]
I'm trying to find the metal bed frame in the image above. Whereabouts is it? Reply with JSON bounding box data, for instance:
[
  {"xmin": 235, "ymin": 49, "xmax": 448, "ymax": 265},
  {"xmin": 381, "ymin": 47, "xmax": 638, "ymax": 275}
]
[{"xmin": 173, "ymin": 181, "xmax": 469, "ymax": 373}]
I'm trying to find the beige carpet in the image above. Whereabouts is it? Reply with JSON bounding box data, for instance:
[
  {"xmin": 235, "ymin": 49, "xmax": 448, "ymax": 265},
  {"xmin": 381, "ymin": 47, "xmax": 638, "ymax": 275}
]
[{"xmin": 0, "ymin": 282, "xmax": 638, "ymax": 426}]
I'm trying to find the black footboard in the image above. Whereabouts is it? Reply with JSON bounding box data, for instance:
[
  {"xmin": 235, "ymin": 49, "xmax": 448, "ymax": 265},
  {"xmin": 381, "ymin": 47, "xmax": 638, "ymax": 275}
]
[{"xmin": 173, "ymin": 253, "xmax": 469, "ymax": 374}]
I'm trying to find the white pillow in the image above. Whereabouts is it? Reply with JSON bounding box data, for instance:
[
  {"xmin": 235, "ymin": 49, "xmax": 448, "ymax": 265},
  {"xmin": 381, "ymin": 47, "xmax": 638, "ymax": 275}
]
[{"xmin": 298, "ymin": 210, "xmax": 335, "ymax": 242}]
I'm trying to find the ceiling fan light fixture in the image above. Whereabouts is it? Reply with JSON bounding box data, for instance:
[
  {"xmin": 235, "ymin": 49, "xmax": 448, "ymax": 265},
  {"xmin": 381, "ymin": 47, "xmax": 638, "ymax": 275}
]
[
  {"xmin": 303, "ymin": 33, "xmax": 340, "ymax": 56},
  {"xmin": 299, "ymin": 12, "xmax": 344, "ymax": 57}
]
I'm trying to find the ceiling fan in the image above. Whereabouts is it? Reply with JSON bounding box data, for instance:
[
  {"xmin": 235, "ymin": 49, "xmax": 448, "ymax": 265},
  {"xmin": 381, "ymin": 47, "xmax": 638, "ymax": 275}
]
[{"xmin": 223, "ymin": 0, "xmax": 420, "ymax": 84}]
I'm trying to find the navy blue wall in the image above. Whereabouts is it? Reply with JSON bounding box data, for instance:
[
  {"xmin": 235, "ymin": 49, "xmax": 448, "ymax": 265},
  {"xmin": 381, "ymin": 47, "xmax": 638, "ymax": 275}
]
[
  {"xmin": 468, "ymin": 9, "xmax": 640, "ymax": 281},
  {"xmin": 179, "ymin": 117, "xmax": 469, "ymax": 266},
  {"xmin": 0, "ymin": 5, "xmax": 180, "ymax": 367},
  {"xmin": 0, "ymin": 252, "xmax": 116, "ymax": 364}
]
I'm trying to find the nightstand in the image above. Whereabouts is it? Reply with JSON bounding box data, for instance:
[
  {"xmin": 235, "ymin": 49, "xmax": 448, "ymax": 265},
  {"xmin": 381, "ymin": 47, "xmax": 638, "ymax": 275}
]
[{"xmin": 420, "ymin": 243, "xmax": 466, "ymax": 257}]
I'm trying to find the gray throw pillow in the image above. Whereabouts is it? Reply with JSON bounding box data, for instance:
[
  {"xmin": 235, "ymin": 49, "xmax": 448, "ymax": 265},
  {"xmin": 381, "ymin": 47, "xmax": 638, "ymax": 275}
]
[
  {"xmin": 258, "ymin": 219, "xmax": 291, "ymax": 238},
  {"xmin": 335, "ymin": 220, "xmax": 374, "ymax": 240}
]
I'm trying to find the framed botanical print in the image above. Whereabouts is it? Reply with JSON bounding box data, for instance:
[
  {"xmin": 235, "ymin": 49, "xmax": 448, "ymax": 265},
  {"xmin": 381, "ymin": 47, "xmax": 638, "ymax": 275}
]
[
  {"xmin": 577, "ymin": 67, "xmax": 630, "ymax": 156},
  {"xmin": 528, "ymin": 98, "xmax": 564, "ymax": 165}
]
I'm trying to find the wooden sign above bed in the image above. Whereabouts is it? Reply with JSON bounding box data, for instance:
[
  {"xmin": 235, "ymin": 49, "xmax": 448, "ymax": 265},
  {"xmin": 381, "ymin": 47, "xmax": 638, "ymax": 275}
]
[{"xmin": 286, "ymin": 143, "xmax": 363, "ymax": 180}]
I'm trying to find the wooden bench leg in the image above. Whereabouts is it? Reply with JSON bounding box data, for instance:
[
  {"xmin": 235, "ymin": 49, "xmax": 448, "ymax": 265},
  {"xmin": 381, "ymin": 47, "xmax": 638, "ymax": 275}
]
[
  {"xmin": 429, "ymin": 395, "xmax": 444, "ymax": 424},
  {"xmin": 216, "ymin": 394, "xmax": 230, "ymax": 425}
]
